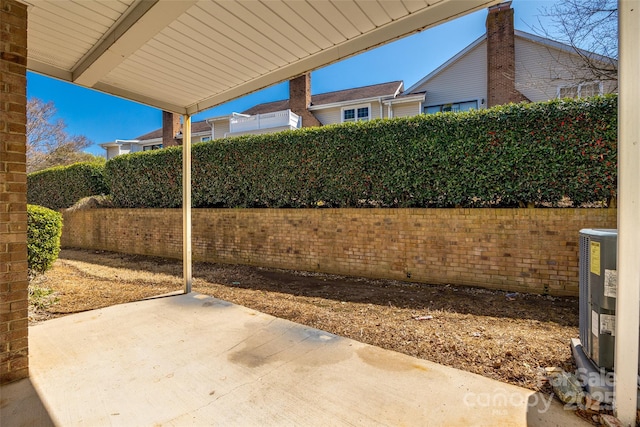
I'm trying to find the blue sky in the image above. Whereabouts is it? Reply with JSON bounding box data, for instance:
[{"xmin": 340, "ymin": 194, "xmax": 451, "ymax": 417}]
[{"xmin": 26, "ymin": 0, "xmax": 558, "ymax": 156}]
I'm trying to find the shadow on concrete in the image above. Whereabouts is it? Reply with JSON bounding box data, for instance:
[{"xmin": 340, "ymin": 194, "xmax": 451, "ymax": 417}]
[{"xmin": 0, "ymin": 378, "xmax": 56, "ymax": 427}]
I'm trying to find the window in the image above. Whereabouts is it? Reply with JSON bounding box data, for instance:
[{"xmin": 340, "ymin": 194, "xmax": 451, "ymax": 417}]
[
  {"xmin": 143, "ymin": 144, "xmax": 162, "ymax": 151},
  {"xmin": 557, "ymin": 81, "xmax": 603, "ymax": 99},
  {"xmin": 424, "ymin": 100, "xmax": 478, "ymax": 114},
  {"xmin": 558, "ymin": 86, "xmax": 578, "ymax": 99},
  {"xmin": 201, "ymin": 136, "xmax": 212, "ymax": 142},
  {"xmin": 342, "ymin": 104, "xmax": 370, "ymax": 122},
  {"xmin": 579, "ymin": 82, "xmax": 601, "ymax": 98}
]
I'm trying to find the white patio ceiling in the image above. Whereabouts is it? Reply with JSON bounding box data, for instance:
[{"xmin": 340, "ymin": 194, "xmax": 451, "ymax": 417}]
[{"xmin": 24, "ymin": 0, "xmax": 499, "ymax": 115}]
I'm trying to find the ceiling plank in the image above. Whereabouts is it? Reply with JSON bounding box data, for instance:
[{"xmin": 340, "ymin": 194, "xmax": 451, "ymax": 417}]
[
  {"xmin": 309, "ymin": 1, "xmax": 361, "ymax": 40},
  {"xmin": 357, "ymin": 0, "xmax": 392, "ymax": 27},
  {"xmin": 328, "ymin": 0, "xmax": 375, "ymax": 34},
  {"xmin": 176, "ymin": 13, "xmax": 268, "ymax": 76},
  {"xmin": 291, "ymin": 1, "xmax": 345, "ymax": 46},
  {"xmin": 73, "ymin": 0, "xmax": 197, "ymax": 87},
  {"xmin": 197, "ymin": 1, "xmax": 289, "ymax": 68}
]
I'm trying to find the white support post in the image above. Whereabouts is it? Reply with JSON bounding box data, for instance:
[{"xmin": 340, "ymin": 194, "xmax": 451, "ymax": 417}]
[
  {"xmin": 615, "ymin": 1, "xmax": 640, "ymax": 425},
  {"xmin": 182, "ymin": 115, "xmax": 192, "ymax": 293}
]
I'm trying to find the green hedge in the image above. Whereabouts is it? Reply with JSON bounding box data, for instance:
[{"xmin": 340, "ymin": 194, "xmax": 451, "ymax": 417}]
[
  {"xmin": 105, "ymin": 95, "xmax": 617, "ymax": 208},
  {"xmin": 28, "ymin": 162, "xmax": 108, "ymax": 210},
  {"xmin": 27, "ymin": 205, "xmax": 63, "ymax": 274}
]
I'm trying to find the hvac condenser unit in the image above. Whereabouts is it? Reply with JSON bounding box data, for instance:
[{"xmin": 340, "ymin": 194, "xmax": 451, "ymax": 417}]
[
  {"xmin": 579, "ymin": 229, "xmax": 618, "ymax": 370},
  {"xmin": 575, "ymin": 229, "xmax": 640, "ymax": 407}
]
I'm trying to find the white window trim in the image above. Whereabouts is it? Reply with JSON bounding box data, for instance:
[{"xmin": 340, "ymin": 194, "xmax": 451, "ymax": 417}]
[
  {"xmin": 423, "ymin": 99, "xmax": 480, "ymax": 114},
  {"xmin": 556, "ymin": 81, "xmax": 603, "ymax": 99},
  {"xmin": 142, "ymin": 143, "xmax": 163, "ymax": 151},
  {"xmin": 341, "ymin": 103, "xmax": 371, "ymax": 123},
  {"xmin": 201, "ymin": 136, "xmax": 212, "ymax": 142}
]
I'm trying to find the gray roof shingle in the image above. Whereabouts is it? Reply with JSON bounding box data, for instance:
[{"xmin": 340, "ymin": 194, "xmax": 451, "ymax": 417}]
[{"xmin": 242, "ymin": 81, "xmax": 403, "ymax": 115}]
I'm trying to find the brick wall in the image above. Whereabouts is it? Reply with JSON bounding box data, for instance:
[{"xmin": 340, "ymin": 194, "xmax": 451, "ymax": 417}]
[
  {"xmin": 62, "ymin": 208, "xmax": 617, "ymax": 297},
  {"xmin": 486, "ymin": 1, "xmax": 529, "ymax": 107},
  {"xmin": 0, "ymin": 0, "xmax": 29, "ymax": 384}
]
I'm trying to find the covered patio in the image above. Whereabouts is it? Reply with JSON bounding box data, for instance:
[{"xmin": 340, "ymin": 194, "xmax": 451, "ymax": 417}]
[
  {"xmin": 1, "ymin": 0, "xmax": 638, "ymax": 425},
  {"xmin": 2, "ymin": 292, "xmax": 585, "ymax": 426}
]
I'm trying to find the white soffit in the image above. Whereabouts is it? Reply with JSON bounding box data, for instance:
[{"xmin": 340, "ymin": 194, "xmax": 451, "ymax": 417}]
[{"xmin": 24, "ymin": 0, "xmax": 499, "ymax": 115}]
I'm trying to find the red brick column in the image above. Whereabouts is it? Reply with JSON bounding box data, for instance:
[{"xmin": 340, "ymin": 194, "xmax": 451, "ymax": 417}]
[
  {"xmin": 289, "ymin": 73, "xmax": 321, "ymax": 127},
  {"xmin": 162, "ymin": 111, "xmax": 181, "ymax": 147},
  {"xmin": 0, "ymin": 0, "xmax": 29, "ymax": 384},
  {"xmin": 486, "ymin": 1, "xmax": 528, "ymax": 107}
]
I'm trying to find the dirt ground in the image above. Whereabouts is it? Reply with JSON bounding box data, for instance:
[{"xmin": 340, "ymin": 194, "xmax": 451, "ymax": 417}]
[{"xmin": 29, "ymin": 248, "xmax": 581, "ymax": 397}]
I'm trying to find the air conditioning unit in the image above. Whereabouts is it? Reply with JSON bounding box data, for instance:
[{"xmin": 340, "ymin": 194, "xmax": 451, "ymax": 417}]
[
  {"xmin": 578, "ymin": 229, "xmax": 617, "ymax": 369},
  {"xmin": 574, "ymin": 229, "xmax": 640, "ymax": 406}
]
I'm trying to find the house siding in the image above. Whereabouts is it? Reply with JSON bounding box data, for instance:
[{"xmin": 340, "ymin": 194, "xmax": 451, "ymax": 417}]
[
  {"xmin": 213, "ymin": 121, "xmax": 229, "ymax": 139},
  {"xmin": 515, "ymin": 37, "xmax": 616, "ymax": 102},
  {"xmin": 106, "ymin": 147, "xmax": 119, "ymax": 159},
  {"xmin": 313, "ymin": 107, "xmax": 342, "ymax": 125},
  {"xmin": 369, "ymin": 101, "xmax": 383, "ymax": 120},
  {"xmin": 392, "ymin": 102, "xmax": 421, "ymax": 118},
  {"xmin": 515, "ymin": 37, "xmax": 579, "ymax": 101},
  {"xmin": 415, "ymin": 41, "xmax": 487, "ymax": 110}
]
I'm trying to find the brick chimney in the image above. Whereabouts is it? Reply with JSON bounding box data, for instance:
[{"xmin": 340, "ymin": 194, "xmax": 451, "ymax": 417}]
[
  {"xmin": 162, "ymin": 111, "xmax": 181, "ymax": 147},
  {"xmin": 289, "ymin": 73, "xmax": 321, "ymax": 127},
  {"xmin": 486, "ymin": 1, "xmax": 528, "ymax": 107}
]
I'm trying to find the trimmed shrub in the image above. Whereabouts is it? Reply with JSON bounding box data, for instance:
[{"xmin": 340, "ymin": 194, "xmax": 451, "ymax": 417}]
[
  {"xmin": 28, "ymin": 161, "xmax": 108, "ymax": 210},
  {"xmin": 105, "ymin": 95, "xmax": 617, "ymax": 208},
  {"xmin": 105, "ymin": 147, "xmax": 183, "ymax": 208},
  {"xmin": 27, "ymin": 204, "xmax": 63, "ymax": 274}
]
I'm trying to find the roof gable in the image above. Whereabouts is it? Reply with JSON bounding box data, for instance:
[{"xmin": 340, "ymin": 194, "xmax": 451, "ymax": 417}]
[
  {"xmin": 514, "ymin": 30, "xmax": 617, "ymax": 66},
  {"xmin": 406, "ymin": 30, "xmax": 617, "ymax": 95},
  {"xmin": 406, "ymin": 35, "xmax": 486, "ymax": 94}
]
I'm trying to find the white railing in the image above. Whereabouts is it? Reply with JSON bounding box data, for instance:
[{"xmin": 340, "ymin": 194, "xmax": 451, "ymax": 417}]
[{"xmin": 229, "ymin": 109, "xmax": 301, "ymax": 134}]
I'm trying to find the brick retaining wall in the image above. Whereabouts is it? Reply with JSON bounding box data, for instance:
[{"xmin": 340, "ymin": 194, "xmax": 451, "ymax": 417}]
[{"xmin": 61, "ymin": 208, "xmax": 616, "ymax": 296}]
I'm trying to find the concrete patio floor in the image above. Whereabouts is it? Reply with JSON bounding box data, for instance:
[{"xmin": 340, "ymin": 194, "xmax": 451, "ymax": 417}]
[{"xmin": 1, "ymin": 292, "xmax": 587, "ymax": 426}]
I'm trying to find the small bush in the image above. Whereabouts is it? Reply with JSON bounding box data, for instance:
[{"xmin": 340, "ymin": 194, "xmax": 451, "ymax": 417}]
[
  {"xmin": 28, "ymin": 161, "xmax": 108, "ymax": 210},
  {"xmin": 27, "ymin": 204, "xmax": 63, "ymax": 274}
]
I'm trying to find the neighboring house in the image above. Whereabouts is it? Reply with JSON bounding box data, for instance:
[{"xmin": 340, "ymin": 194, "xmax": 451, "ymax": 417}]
[
  {"xmin": 243, "ymin": 79, "xmax": 425, "ymax": 125},
  {"xmin": 102, "ymin": 1, "xmax": 616, "ymax": 160},
  {"xmin": 405, "ymin": 1, "xmax": 617, "ymax": 113},
  {"xmin": 101, "ymin": 78, "xmax": 423, "ymax": 159}
]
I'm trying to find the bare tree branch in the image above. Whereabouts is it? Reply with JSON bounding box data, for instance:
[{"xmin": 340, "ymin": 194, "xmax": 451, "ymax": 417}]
[
  {"xmin": 27, "ymin": 98, "xmax": 98, "ymax": 173},
  {"xmin": 532, "ymin": 0, "xmax": 617, "ymax": 85}
]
